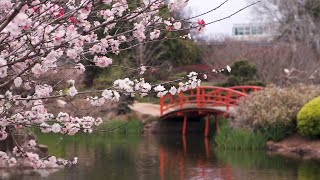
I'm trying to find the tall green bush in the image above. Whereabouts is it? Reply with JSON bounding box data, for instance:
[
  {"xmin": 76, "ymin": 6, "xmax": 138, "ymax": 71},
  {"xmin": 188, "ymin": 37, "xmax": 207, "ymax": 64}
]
[
  {"xmin": 297, "ymin": 96, "xmax": 320, "ymax": 138},
  {"xmin": 231, "ymin": 85, "xmax": 320, "ymax": 141},
  {"xmin": 221, "ymin": 60, "xmax": 265, "ymax": 87}
]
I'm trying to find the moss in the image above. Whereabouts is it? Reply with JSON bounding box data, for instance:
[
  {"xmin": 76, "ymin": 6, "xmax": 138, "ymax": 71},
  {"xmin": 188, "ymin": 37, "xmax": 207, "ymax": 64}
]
[{"xmin": 297, "ymin": 96, "xmax": 320, "ymax": 138}]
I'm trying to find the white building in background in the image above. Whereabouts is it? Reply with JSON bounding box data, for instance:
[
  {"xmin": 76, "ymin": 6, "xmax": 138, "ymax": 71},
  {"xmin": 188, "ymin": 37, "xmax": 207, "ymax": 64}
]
[{"xmin": 232, "ymin": 23, "xmax": 274, "ymax": 41}]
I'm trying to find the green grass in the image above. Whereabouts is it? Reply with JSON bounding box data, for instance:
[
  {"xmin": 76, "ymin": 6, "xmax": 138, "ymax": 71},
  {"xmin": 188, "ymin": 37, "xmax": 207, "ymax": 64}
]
[
  {"xmin": 215, "ymin": 121, "xmax": 267, "ymax": 150},
  {"xmin": 97, "ymin": 119, "xmax": 143, "ymax": 135},
  {"xmin": 135, "ymin": 95, "xmax": 160, "ymax": 104}
]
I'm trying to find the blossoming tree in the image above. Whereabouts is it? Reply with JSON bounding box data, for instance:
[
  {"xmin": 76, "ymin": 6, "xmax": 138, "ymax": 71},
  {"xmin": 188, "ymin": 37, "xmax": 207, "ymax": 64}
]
[{"xmin": 0, "ymin": 0, "xmax": 250, "ymax": 168}]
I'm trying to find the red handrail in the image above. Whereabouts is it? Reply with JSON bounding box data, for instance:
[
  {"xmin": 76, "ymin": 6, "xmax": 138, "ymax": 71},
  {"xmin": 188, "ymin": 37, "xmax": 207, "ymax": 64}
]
[{"xmin": 160, "ymin": 85, "xmax": 262, "ymax": 116}]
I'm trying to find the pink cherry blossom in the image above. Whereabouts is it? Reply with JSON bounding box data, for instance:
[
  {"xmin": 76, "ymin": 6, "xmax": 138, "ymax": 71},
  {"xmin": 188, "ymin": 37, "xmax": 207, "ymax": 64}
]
[
  {"xmin": 0, "ymin": 0, "xmax": 199, "ymax": 169},
  {"xmin": 173, "ymin": 22, "xmax": 182, "ymax": 30},
  {"xmin": 0, "ymin": 57, "xmax": 8, "ymax": 78},
  {"xmin": 35, "ymin": 84, "xmax": 53, "ymax": 98},
  {"xmin": 14, "ymin": 77, "xmax": 23, "ymax": 87},
  {"xmin": 0, "ymin": 0, "xmax": 12, "ymax": 10},
  {"xmin": 140, "ymin": 66, "xmax": 147, "ymax": 74},
  {"xmin": 133, "ymin": 23, "xmax": 146, "ymax": 42},
  {"xmin": 93, "ymin": 56, "xmax": 112, "ymax": 68},
  {"xmin": 150, "ymin": 29, "xmax": 160, "ymax": 40},
  {"xmin": 7, "ymin": 157, "xmax": 17, "ymax": 167},
  {"xmin": 66, "ymin": 49, "xmax": 78, "ymax": 60}
]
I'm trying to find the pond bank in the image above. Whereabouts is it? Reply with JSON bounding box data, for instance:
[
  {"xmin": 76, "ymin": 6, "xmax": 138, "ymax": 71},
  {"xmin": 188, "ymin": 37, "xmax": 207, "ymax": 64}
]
[{"xmin": 267, "ymin": 134, "xmax": 320, "ymax": 160}]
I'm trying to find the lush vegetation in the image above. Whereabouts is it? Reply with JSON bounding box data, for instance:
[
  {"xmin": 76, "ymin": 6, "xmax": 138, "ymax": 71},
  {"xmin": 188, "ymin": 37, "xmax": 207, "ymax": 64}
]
[
  {"xmin": 297, "ymin": 96, "xmax": 320, "ymax": 138},
  {"xmin": 215, "ymin": 120, "xmax": 267, "ymax": 150},
  {"xmin": 231, "ymin": 85, "xmax": 320, "ymax": 141},
  {"xmin": 220, "ymin": 60, "xmax": 265, "ymax": 87}
]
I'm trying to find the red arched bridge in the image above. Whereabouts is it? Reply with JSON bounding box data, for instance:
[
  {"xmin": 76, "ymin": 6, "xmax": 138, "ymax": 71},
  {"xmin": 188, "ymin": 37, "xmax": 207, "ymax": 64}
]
[{"xmin": 159, "ymin": 86, "xmax": 263, "ymax": 136}]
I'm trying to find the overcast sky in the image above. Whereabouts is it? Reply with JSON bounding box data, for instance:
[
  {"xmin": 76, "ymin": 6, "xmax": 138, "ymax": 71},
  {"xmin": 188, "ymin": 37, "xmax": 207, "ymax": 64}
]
[{"xmin": 184, "ymin": 0, "xmax": 255, "ymax": 38}]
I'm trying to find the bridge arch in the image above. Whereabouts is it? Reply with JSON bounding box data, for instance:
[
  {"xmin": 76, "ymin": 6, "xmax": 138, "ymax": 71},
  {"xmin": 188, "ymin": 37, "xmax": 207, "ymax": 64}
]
[{"xmin": 159, "ymin": 86, "xmax": 262, "ymax": 136}]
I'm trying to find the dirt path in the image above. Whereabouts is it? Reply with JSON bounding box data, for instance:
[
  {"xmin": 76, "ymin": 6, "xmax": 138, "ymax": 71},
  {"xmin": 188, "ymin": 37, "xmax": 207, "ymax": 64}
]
[{"xmin": 129, "ymin": 102, "xmax": 160, "ymax": 117}]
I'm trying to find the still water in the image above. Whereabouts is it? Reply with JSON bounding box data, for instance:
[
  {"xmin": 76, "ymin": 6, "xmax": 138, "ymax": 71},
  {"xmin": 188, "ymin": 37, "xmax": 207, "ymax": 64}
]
[{"xmin": 2, "ymin": 134, "xmax": 320, "ymax": 180}]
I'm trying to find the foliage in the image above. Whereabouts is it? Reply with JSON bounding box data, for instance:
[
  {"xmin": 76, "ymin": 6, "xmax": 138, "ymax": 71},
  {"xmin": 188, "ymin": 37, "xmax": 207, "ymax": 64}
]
[
  {"xmin": 162, "ymin": 38, "xmax": 201, "ymax": 65},
  {"xmin": 297, "ymin": 96, "xmax": 320, "ymax": 138},
  {"xmin": 231, "ymin": 85, "xmax": 320, "ymax": 141},
  {"xmin": 221, "ymin": 60, "xmax": 265, "ymax": 87},
  {"xmin": 215, "ymin": 121, "xmax": 267, "ymax": 150},
  {"xmin": 257, "ymin": 124, "xmax": 295, "ymax": 142}
]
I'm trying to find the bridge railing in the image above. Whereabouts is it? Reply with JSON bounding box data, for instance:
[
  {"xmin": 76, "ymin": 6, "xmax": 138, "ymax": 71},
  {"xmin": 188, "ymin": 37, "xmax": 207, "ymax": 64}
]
[
  {"xmin": 228, "ymin": 86, "xmax": 263, "ymax": 93},
  {"xmin": 160, "ymin": 86, "xmax": 263, "ymax": 116}
]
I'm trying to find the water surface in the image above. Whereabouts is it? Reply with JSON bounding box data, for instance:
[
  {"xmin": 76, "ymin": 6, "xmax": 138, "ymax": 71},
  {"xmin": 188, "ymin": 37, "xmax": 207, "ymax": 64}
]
[{"xmin": 3, "ymin": 134, "xmax": 320, "ymax": 180}]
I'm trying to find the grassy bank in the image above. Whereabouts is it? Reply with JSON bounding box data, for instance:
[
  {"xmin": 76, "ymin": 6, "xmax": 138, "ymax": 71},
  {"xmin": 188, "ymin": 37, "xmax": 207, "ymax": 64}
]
[
  {"xmin": 215, "ymin": 119, "xmax": 267, "ymax": 150},
  {"xmin": 97, "ymin": 119, "xmax": 143, "ymax": 135}
]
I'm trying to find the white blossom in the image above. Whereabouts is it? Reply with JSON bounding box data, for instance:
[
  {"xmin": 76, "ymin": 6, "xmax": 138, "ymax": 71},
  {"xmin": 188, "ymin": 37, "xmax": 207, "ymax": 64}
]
[
  {"xmin": 67, "ymin": 86, "xmax": 78, "ymax": 97},
  {"xmin": 173, "ymin": 22, "xmax": 181, "ymax": 30},
  {"xmin": 51, "ymin": 123, "xmax": 61, "ymax": 133},
  {"xmin": 226, "ymin": 65, "xmax": 232, "ymax": 73},
  {"xmin": 169, "ymin": 86, "xmax": 177, "ymax": 95},
  {"xmin": 29, "ymin": 140, "xmax": 36, "ymax": 147},
  {"xmin": 150, "ymin": 29, "xmax": 160, "ymax": 40}
]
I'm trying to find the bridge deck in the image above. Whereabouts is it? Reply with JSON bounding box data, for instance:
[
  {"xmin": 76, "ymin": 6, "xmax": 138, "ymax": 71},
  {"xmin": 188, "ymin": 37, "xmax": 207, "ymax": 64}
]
[
  {"xmin": 130, "ymin": 103, "xmax": 161, "ymax": 117},
  {"xmin": 161, "ymin": 104, "xmax": 235, "ymax": 118},
  {"xmin": 130, "ymin": 103, "xmax": 235, "ymax": 118}
]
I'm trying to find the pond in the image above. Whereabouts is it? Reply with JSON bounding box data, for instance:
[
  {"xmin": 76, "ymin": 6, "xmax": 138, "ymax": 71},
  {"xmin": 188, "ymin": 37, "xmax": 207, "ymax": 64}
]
[{"xmin": 2, "ymin": 133, "xmax": 320, "ymax": 180}]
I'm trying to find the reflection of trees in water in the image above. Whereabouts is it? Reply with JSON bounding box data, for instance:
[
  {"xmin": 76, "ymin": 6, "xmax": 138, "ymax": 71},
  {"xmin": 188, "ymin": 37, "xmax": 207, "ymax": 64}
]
[
  {"xmin": 298, "ymin": 160, "xmax": 320, "ymax": 180},
  {"xmin": 61, "ymin": 135, "xmax": 143, "ymax": 180},
  {"xmin": 215, "ymin": 149, "xmax": 301, "ymax": 180}
]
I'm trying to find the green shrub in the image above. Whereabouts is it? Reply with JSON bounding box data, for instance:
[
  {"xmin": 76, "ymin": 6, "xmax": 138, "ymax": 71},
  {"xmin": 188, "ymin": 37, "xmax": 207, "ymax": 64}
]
[
  {"xmin": 297, "ymin": 96, "xmax": 320, "ymax": 138},
  {"xmin": 221, "ymin": 60, "xmax": 265, "ymax": 87},
  {"xmin": 257, "ymin": 124, "xmax": 295, "ymax": 142},
  {"xmin": 231, "ymin": 85, "xmax": 320, "ymax": 141}
]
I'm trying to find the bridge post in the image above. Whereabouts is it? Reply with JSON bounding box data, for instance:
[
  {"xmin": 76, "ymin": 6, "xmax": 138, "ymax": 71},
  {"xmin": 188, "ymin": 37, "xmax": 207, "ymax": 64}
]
[
  {"xmin": 179, "ymin": 92, "xmax": 183, "ymax": 108},
  {"xmin": 196, "ymin": 87, "xmax": 200, "ymax": 107},
  {"xmin": 202, "ymin": 88, "xmax": 205, "ymax": 107},
  {"xmin": 204, "ymin": 116, "xmax": 210, "ymax": 137},
  {"xmin": 182, "ymin": 116, "xmax": 187, "ymax": 136}
]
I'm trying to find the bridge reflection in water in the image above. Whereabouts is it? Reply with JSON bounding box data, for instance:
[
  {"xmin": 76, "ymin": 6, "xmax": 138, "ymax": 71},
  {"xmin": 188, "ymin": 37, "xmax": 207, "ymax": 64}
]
[
  {"xmin": 160, "ymin": 86, "xmax": 262, "ymax": 136},
  {"xmin": 157, "ymin": 135, "xmax": 231, "ymax": 180}
]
